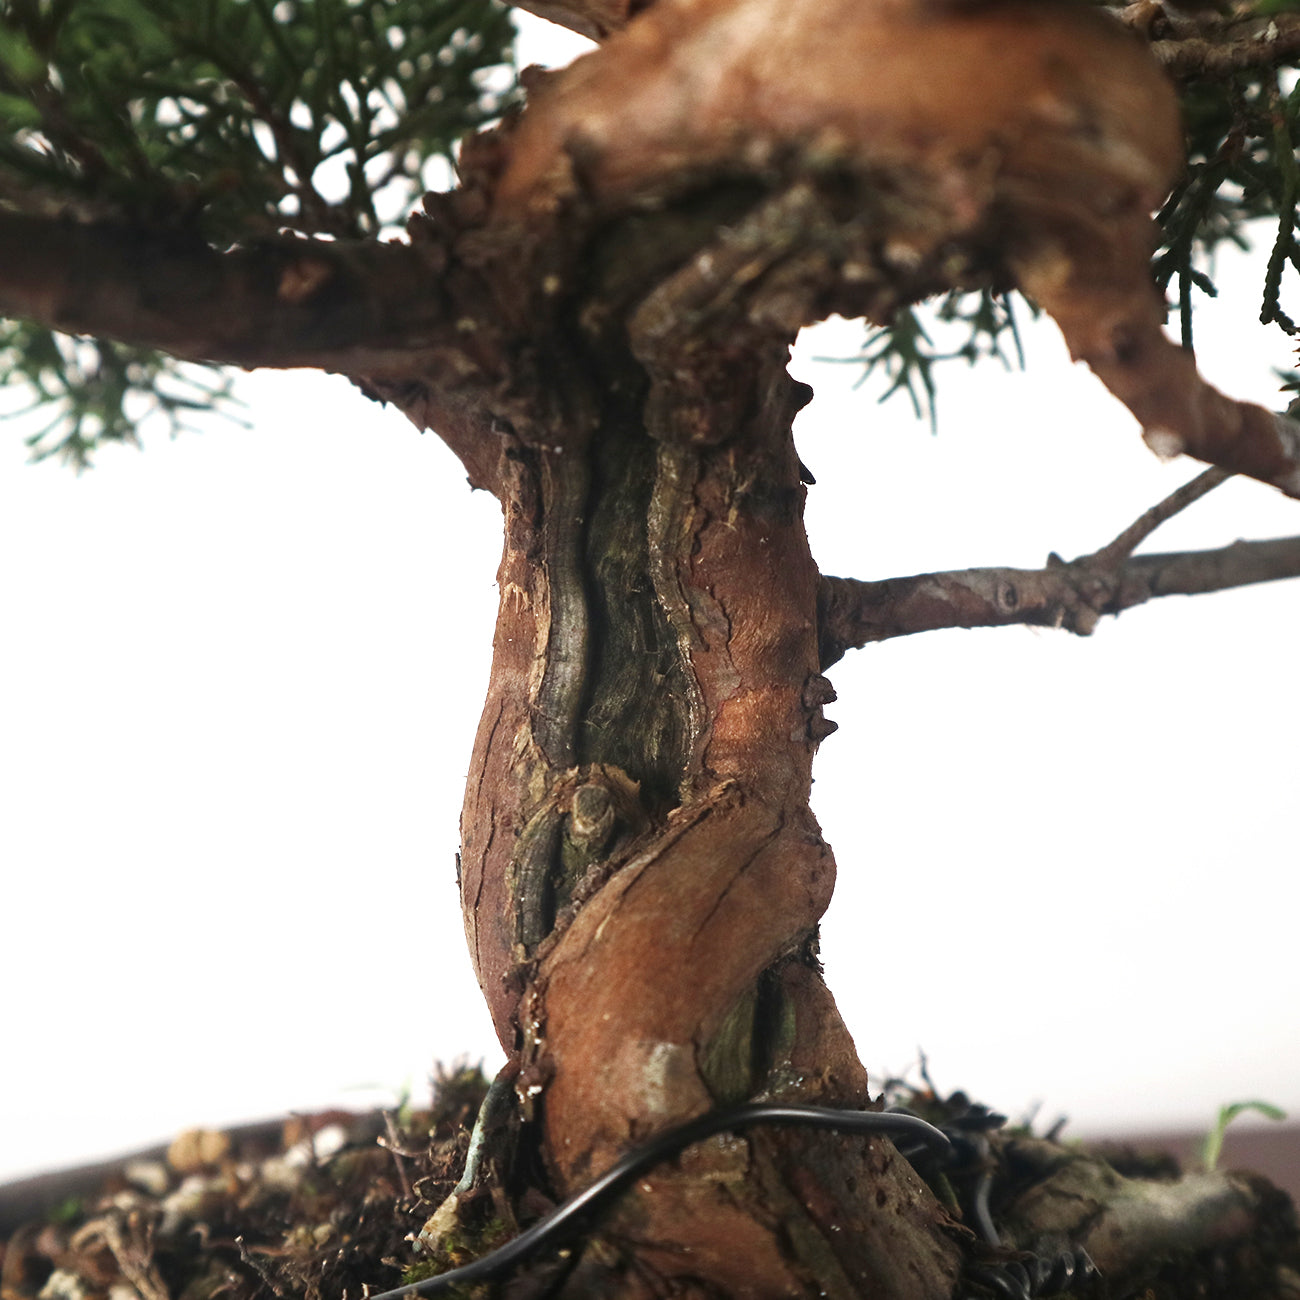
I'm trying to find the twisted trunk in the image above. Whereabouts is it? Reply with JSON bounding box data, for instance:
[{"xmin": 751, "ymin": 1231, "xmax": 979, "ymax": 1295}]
[
  {"xmin": 454, "ymin": 335, "xmax": 961, "ymax": 1294},
  {"xmin": 413, "ymin": 2, "xmax": 1297, "ymax": 1291}
]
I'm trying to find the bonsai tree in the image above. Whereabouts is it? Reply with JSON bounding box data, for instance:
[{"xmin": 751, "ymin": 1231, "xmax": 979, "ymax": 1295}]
[{"xmin": 2, "ymin": 1, "xmax": 1298, "ymax": 1296}]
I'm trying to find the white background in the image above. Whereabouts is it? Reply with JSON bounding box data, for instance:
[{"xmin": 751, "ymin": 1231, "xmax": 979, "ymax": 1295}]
[{"xmin": 1, "ymin": 15, "xmax": 1297, "ymax": 1183}]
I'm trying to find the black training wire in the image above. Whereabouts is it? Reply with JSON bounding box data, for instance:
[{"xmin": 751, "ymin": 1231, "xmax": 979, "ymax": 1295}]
[{"xmin": 365, "ymin": 1103, "xmax": 951, "ymax": 1300}]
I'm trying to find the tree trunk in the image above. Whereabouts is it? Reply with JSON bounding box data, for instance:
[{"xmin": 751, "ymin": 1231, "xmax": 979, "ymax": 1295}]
[
  {"xmin": 4, "ymin": 1, "xmax": 1300, "ymax": 1297},
  {"xmin": 367, "ymin": 3, "xmax": 1300, "ymax": 1290},
  {"xmin": 455, "ymin": 327, "xmax": 962, "ymax": 1295}
]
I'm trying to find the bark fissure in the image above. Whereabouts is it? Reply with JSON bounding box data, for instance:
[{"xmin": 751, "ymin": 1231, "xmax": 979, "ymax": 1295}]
[
  {"xmin": 454, "ymin": 325, "xmax": 966, "ymax": 1293},
  {"xmin": 577, "ymin": 409, "xmax": 702, "ymax": 802},
  {"xmin": 688, "ymin": 824, "xmax": 785, "ymax": 945},
  {"xmin": 533, "ymin": 446, "xmax": 594, "ymax": 769}
]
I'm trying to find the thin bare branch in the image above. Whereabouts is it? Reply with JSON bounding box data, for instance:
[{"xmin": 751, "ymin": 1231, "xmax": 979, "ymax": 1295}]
[
  {"xmin": 817, "ymin": 534, "xmax": 1300, "ymax": 666},
  {"xmin": 1089, "ymin": 465, "xmax": 1231, "ymax": 569}
]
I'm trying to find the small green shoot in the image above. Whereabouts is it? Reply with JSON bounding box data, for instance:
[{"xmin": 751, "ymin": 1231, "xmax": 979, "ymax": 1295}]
[
  {"xmin": 1202, "ymin": 1100, "xmax": 1287, "ymax": 1172},
  {"xmin": 47, "ymin": 1196, "xmax": 83, "ymax": 1225}
]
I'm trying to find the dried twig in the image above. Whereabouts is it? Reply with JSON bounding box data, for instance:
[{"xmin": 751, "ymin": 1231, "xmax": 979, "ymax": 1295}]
[
  {"xmin": 818, "ymin": 470, "xmax": 1300, "ymax": 664},
  {"xmin": 236, "ymin": 1235, "xmax": 290, "ymax": 1299},
  {"xmin": 377, "ymin": 1111, "xmax": 420, "ymax": 1201},
  {"xmin": 1087, "ymin": 466, "xmax": 1231, "ymax": 569}
]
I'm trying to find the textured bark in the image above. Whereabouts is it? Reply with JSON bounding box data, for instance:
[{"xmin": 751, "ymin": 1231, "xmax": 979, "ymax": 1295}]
[
  {"xmin": 10, "ymin": 3, "xmax": 1299, "ymax": 492},
  {"xmin": 441, "ymin": 2, "xmax": 1300, "ymax": 1290},
  {"xmin": 494, "ymin": 0, "xmax": 1300, "ymax": 495},
  {"xmin": 995, "ymin": 1133, "xmax": 1300, "ymax": 1295},
  {"xmin": 455, "ymin": 326, "xmax": 962, "ymax": 1293},
  {"xmin": 817, "ymin": 533, "xmax": 1300, "ymax": 657},
  {"xmin": 0, "ymin": 214, "xmax": 452, "ymax": 372},
  {"xmin": 1147, "ymin": 10, "xmax": 1300, "ymax": 75},
  {"xmin": 7, "ymin": 1, "xmax": 1300, "ymax": 1294}
]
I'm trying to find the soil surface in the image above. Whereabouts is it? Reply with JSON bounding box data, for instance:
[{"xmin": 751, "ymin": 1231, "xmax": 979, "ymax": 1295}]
[
  {"xmin": 0, "ymin": 1067, "xmax": 491, "ymax": 1300},
  {"xmin": 3, "ymin": 1071, "xmax": 1299, "ymax": 1300}
]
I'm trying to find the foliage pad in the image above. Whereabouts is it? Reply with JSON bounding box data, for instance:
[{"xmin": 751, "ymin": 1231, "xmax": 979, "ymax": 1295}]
[{"xmin": 0, "ymin": 0, "xmax": 516, "ymax": 464}]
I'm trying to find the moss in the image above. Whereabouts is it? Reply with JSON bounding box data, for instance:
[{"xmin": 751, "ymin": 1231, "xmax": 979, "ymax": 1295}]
[{"xmin": 399, "ymin": 1259, "xmax": 446, "ymax": 1287}]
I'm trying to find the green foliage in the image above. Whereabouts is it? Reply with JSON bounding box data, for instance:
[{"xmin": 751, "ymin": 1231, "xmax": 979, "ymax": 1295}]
[
  {"xmin": 844, "ymin": 289, "xmax": 1028, "ymax": 432},
  {"xmin": 0, "ymin": 0, "xmax": 515, "ymax": 240},
  {"xmin": 0, "ymin": 319, "xmax": 248, "ymax": 466},
  {"xmin": 1201, "ymin": 1099, "xmax": 1286, "ymax": 1172},
  {"xmin": 0, "ymin": 0, "xmax": 516, "ymax": 463},
  {"xmin": 1154, "ymin": 70, "xmax": 1300, "ymax": 349}
]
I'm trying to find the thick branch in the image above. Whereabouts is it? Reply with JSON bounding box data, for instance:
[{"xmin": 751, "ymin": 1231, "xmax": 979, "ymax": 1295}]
[
  {"xmin": 497, "ymin": 0, "xmax": 1300, "ymax": 494},
  {"xmin": 0, "ymin": 209, "xmax": 513, "ymax": 489},
  {"xmin": 818, "ymin": 535, "xmax": 1300, "ymax": 665},
  {"xmin": 0, "ymin": 211, "xmax": 461, "ymax": 373}
]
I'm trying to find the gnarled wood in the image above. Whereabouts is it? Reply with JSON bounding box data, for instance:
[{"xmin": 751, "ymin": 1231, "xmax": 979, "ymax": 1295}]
[
  {"xmin": 456, "ymin": 327, "xmax": 963, "ymax": 1292},
  {"xmin": 492, "ymin": 0, "xmax": 1300, "ymax": 494}
]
